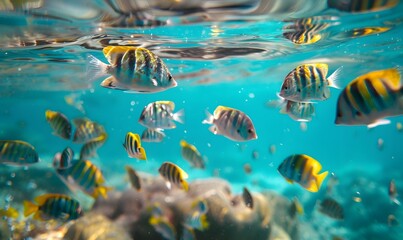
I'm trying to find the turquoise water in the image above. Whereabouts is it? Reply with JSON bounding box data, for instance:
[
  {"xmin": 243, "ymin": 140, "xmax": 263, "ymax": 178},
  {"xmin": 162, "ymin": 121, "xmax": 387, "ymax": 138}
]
[{"xmin": 1, "ymin": 0, "xmax": 403, "ymax": 239}]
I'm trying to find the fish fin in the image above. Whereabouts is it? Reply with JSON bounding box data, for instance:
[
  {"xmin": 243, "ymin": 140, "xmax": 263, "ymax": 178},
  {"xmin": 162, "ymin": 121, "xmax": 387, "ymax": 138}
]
[
  {"xmin": 208, "ymin": 125, "xmax": 219, "ymax": 135},
  {"xmin": 33, "ymin": 211, "xmax": 43, "ymax": 221},
  {"xmin": 23, "ymin": 201, "xmax": 38, "ymax": 217},
  {"xmin": 100, "ymin": 76, "xmax": 119, "ymax": 89},
  {"xmin": 393, "ymin": 198, "xmax": 401, "ymax": 205},
  {"xmin": 285, "ymin": 178, "xmax": 294, "ymax": 184},
  {"xmin": 173, "ymin": 109, "xmax": 185, "ymax": 124},
  {"xmin": 5, "ymin": 207, "xmax": 19, "ymax": 219},
  {"xmin": 181, "ymin": 180, "xmax": 189, "ymax": 192},
  {"xmin": 93, "ymin": 186, "xmax": 113, "ymax": 199},
  {"xmin": 267, "ymin": 98, "xmax": 285, "ymax": 109},
  {"xmin": 86, "ymin": 54, "xmax": 109, "ymax": 82},
  {"xmin": 151, "ymin": 78, "xmax": 158, "ymax": 86},
  {"xmin": 138, "ymin": 147, "xmax": 147, "ymax": 160},
  {"xmin": 327, "ymin": 66, "xmax": 343, "ymax": 89},
  {"xmin": 305, "ymin": 180, "xmax": 319, "ymax": 192},
  {"xmin": 200, "ymin": 214, "xmax": 209, "ymax": 230},
  {"xmin": 202, "ymin": 110, "xmax": 214, "ymax": 124},
  {"xmin": 367, "ymin": 119, "xmax": 391, "ymax": 128},
  {"xmin": 315, "ymin": 171, "xmax": 329, "ymax": 191},
  {"xmin": 279, "ymin": 104, "xmax": 288, "ymax": 114}
]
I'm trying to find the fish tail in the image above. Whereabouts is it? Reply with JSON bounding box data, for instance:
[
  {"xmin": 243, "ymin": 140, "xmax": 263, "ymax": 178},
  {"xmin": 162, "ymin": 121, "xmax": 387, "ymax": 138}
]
[
  {"xmin": 138, "ymin": 147, "xmax": 147, "ymax": 160},
  {"xmin": 200, "ymin": 214, "xmax": 210, "ymax": 230},
  {"xmin": 327, "ymin": 66, "xmax": 343, "ymax": 89},
  {"xmin": 202, "ymin": 110, "xmax": 214, "ymax": 124},
  {"xmin": 86, "ymin": 54, "xmax": 109, "ymax": 82},
  {"xmin": 182, "ymin": 180, "xmax": 189, "ymax": 192},
  {"xmin": 23, "ymin": 201, "xmax": 38, "ymax": 217},
  {"xmin": 173, "ymin": 109, "xmax": 185, "ymax": 124},
  {"xmin": 316, "ymin": 171, "xmax": 329, "ymax": 190},
  {"xmin": 93, "ymin": 186, "xmax": 113, "ymax": 199}
]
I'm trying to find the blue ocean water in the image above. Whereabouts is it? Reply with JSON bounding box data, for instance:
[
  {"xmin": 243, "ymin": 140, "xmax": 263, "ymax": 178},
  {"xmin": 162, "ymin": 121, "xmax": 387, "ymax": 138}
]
[{"xmin": 0, "ymin": 0, "xmax": 403, "ymax": 239}]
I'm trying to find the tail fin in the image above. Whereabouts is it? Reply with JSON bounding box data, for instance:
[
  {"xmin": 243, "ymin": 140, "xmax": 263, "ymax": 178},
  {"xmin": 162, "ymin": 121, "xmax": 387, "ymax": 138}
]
[
  {"xmin": 23, "ymin": 201, "xmax": 38, "ymax": 217},
  {"xmin": 93, "ymin": 186, "xmax": 114, "ymax": 199},
  {"xmin": 199, "ymin": 214, "xmax": 209, "ymax": 230},
  {"xmin": 173, "ymin": 109, "xmax": 185, "ymax": 124},
  {"xmin": 328, "ymin": 66, "xmax": 343, "ymax": 89},
  {"xmin": 86, "ymin": 54, "xmax": 109, "ymax": 82},
  {"xmin": 316, "ymin": 171, "xmax": 329, "ymax": 190},
  {"xmin": 202, "ymin": 110, "xmax": 214, "ymax": 124},
  {"xmin": 138, "ymin": 147, "xmax": 147, "ymax": 161},
  {"xmin": 181, "ymin": 180, "xmax": 189, "ymax": 192}
]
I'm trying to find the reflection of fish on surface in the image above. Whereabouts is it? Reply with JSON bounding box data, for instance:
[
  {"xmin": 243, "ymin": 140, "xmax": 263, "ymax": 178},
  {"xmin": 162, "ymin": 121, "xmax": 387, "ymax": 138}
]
[
  {"xmin": 283, "ymin": 17, "xmax": 331, "ymax": 45},
  {"xmin": 278, "ymin": 154, "xmax": 328, "ymax": 192},
  {"xmin": 180, "ymin": 140, "xmax": 206, "ymax": 169},
  {"xmin": 203, "ymin": 105, "xmax": 257, "ymax": 142},
  {"xmin": 328, "ymin": 0, "xmax": 399, "ymax": 13},
  {"xmin": 335, "ymin": 68, "xmax": 403, "ymax": 128},
  {"xmin": 23, "ymin": 194, "xmax": 83, "ymax": 222},
  {"xmin": 339, "ymin": 27, "xmax": 390, "ymax": 38},
  {"xmin": 0, "ymin": 140, "xmax": 39, "ymax": 166},
  {"xmin": 86, "ymin": 46, "xmax": 177, "ymax": 93},
  {"xmin": 317, "ymin": 197, "xmax": 344, "ymax": 220}
]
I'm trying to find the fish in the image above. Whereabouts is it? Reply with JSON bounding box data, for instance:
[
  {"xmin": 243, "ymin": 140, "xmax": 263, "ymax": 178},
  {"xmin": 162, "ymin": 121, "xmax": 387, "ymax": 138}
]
[
  {"xmin": 186, "ymin": 199, "xmax": 209, "ymax": 231},
  {"xmin": 327, "ymin": 0, "xmax": 399, "ymax": 13},
  {"xmin": 318, "ymin": 197, "xmax": 344, "ymax": 220},
  {"xmin": 56, "ymin": 159, "xmax": 112, "ymax": 199},
  {"xmin": 79, "ymin": 133, "xmax": 107, "ymax": 160},
  {"xmin": 23, "ymin": 194, "xmax": 83, "ymax": 221},
  {"xmin": 279, "ymin": 64, "xmax": 342, "ymax": 102},
  {"xmin": 283, "ymin": 17, "xmax": 329, "ymax": 45},
  {"xmin": 0, "ymin": 140, "xmax": 39, "ymax": 166},
  {"xmin": 377, "ymin": 138, "xmax": 384, "ymax": 150},
  {"xmin": 243, "ymin": 163, "xmax": 252, "ymax": 174},
  {"xmin": 0, "ymin": 207, "xmax": 19, "ymax": 219},
  {"xmin": 158, "ymin": 162, "xmax": 189, "ymax": 191},
  {"xmin": 289, "ymin": 197, "xmax": 304, "ymax": 218},
  {"xmin": 389, "ymin": 179, "xmax": 400, "ymax": 205},
  {"xmin": 182, "ymin": 225, "xmax": 196, "ymax": 240},
  {"xmin": 242, "ymin": 187, "xmax": 254, "ymax": 209},
  {"xmin": 123, "ymin": 132, "xmax": 147, "ymax": 160},
  {"xmin": 388, "ymin": 214, "xmax": 400, "ymax": 226},
  {"xmin": 53, "ymin": 147, "xmax": 73, "ymax": 169},
  {"xmin": 343, "ymin": 27, "xmax": 390, "ymax": 38},
  {"xmin": 138, "ymin": 101, "xmax": 184, "ymax": 129},
  {"xmin": 72, "ymin": 118, "xmax": 106, "ymax": 144},
  {"xmin": 86, "ymin": 46, "xmax": 177, "ymax": 93},
  {"xmin": 277, "ymin": 154, "xmax": 328, "ymax": 192},
  {"xmin": 202, "ymin": 106, "xmax": 257, "ymax": 141},
  {"xmin": 141, "ymin": 128, "xmax": 165, "ymax": 142},
  {"xmin": 149, "ymin": 215, "xmax": 176, "ymax": 240},
  {"xmin": 280, "ymin": 100, "xmax": 315, "ymax": 122},
  {"xmin": 396, "ymin": 122, "xmax": 403, "ymax": 131},
  {"xmin": 335, "ymin": 68, "xmax": 403, "ymax": 128},
  {"xmin": 180, "ymin": 140, "xmax": 206, "ymax": 169},
  {"xmin": 45, "ymin": 110, "xmax": 72, "ymax": 140},
  {"xmin": 125, "ymin": 165, "xmax": 141, "ymax": 191}
]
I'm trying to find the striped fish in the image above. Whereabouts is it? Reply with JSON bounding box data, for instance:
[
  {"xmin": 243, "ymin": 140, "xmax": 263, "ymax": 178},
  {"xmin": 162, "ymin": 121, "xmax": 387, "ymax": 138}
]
[
  {"xmin": 277, "ymin": 154, "xmax": 328, "ymax": 192},
  {"xmin": 318, "ymin": 197, "xmax": 344, "ymax": 220},
  {"xmin": 328, "ymin": 0, "xmax": 398, "ymax": 12},
  {"xmin": 45, "ymin": 110, "xmax": 72, "ymax": 140},
  {"xmin": 125, "ymin": 165, "xmax": 141, "ymax": 191},
  {"xmin": 56, "ymin": 159, "xmax": 111, "ymax": 199},
  {"xmin": 0, "ymin": 140, "xmax": 39, "ymax": 166},
  {"xmin": 283, "ymin": 17, "xmax": 329, "ymax": 45},
  {"xmin": 279, "ymin": 64, "xmax": 342, "ymax": 102},
  {"xmin": 141, "ymin": 128, "xmax": 165, "ymax": 142},
  {"xmin": 343, "ymin": 27, "xmax": 390, "ymax": 38},
  {"xmin": 123, "ymin": 132, "xmax": 147, "ymax": 160},
  {"xmin": 139, "ymin": 101, "xmax": 184, "ymax": 129},
  {"xmin": 280, "ymin": 100, "xmax": 315, "ymax": 122},
  {"xmin": 23, "ymin": 194, "xmax": 83, "ymax": 221},
  {"xmin": 72, "ymin": 118, "xmax": 106, "ymax": 144},
  {"xmin": 86, "ymin": 46, "xmax": 177, "ymax": 93},
  {"xmin": 158, "ymin": 162, "xmax": 189, "ymax": 191},
  {"xmin": 242, "ymin": 187, "xmax": 254, "ymax": 209},
  {"xmin": 335, "ymin": 68, "xmax": 403, "ymax": 128},
  {"xmin": 202, "ymin": 105, "xmax": 257, "ymax": 141},
  {"xmin": 53, "ymin": 147, "xmax": 73, "ymax": 169},
  {"xmin": 180, "ymin": 140, "xmax": 205, "ymax": 169},
  {"xmin": 79, "ymin": 133, "xmax": 107, "ymax": 160},
  {"xmin": 0, "ymin": 207, "xmax": 19, "ymax": 219}
]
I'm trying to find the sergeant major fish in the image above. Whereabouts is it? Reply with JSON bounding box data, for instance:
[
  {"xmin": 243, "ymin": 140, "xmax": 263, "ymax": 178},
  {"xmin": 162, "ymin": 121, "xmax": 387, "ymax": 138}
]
[
  {"xmin": 87, "ymin": 46, "xmax": 177, "ymax": 93},
  {"xmin": 24, "ymin": 194, "xmax": 83, "ymax": 221},
  {"xmin": 202, "ymin": 105, "xmax": 257, "ymax": 142},
  {"xmin": 278, "ymin": 154, "xmax": 328, "ymax": 192},
  {"xmin": 335, "ymin": 68, "xmax": 403, "ymax": 128},
  {"xmin": 53, "ymin": 147, "xmax": 73, "ymax": 169},
  {"xmin": 139, "ymin": 101, "xmax": 184, "ymax": 129},
  {"xmin": 72, "ymin": 118, "xmax": 106, "ymax": 144},
  {"xmin": 180, "ymin": 140, "xmax": 206, "ymax": 169},
  {"xmin": 279, "ymin": 64, "xmax": 342, "ymax": 102},
  {"xmin": 45, "ymin": 110, "xmax": 72, "ymax": 140},
  {"xmin": 123, "ymin": 132, "xmax": 147, "ymax": 160},
  {"xmin": 318, "ymin": 197, "xmax": 344, "ymax": 220},
  {"xmin": 158, "ymin": 162, "xmax": 189, "ymax": 191},
  {"xmin": 0, "ymin": 140, "xmax": 39, "ymax": 166},
  {"xmin": 141, "ymin": 128, "xmax": 165, "ymax": 142}
]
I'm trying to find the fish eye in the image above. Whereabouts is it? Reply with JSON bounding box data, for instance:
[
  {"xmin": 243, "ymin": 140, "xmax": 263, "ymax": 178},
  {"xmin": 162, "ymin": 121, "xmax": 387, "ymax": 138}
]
[
  {"xmin": 337, "ymin": 111, "xmax": 342, "ymax": 118},
  {"xmin": 248, "ymin": 129, "xmax": 253, "ymax": 133},
  {"xmin": 168, "ymin": 75, "xmax": 172, "ymax": 81},
  {"xmin": 237, "ymin": 129, "xmax": 240, "ymax": 133},
  {"xmin": 356, "ymin": 111, "xmax": 362, "ymax": 116}
]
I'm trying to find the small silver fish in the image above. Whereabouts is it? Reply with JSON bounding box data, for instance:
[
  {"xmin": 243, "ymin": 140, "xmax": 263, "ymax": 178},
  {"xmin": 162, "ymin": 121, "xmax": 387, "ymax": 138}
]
[
  {"xmin": 180, "ymin": 140, "xmax": 205, "ymax": 169},
  {"xmin": 72, "ymin": 118, "xmax": 106, "ymax": 144},
  {"xmin": 141, "ymin": 128, "xmax": 165, "ymax": 142},
  {"xmin": 139, "ymin": 101, "xmax": 184, "ymax": 129}
]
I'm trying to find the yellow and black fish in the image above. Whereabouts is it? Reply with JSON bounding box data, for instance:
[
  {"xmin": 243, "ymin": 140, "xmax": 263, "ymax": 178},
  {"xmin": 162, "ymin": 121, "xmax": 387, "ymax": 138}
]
[
  {"xmin": 53, "ymin": 147, "xmax": 73, "ymax": 169},
  {"xmin": 79, "ymin": 133, "xmax": 107, "ymax": 160},
  {"xmin": 56, "ymin": 159, "xmax": 111, "ymax": 199},
  {"xmin": 283, "ymin": 17, "xmax": 329, "ymax": 45},
  {"xmin": 278, "ymin": 154, "xmax": 328, "ymax": 192},
  {"xmin": 203, "ymin": 105, "xmax": 257, "ymax": 141},
  {"xmin": 87, "ymin": 46, "xmax": 177, "ymax": 93},
  {"xmin": 45, "ymin": 110, "xmax": 72, "ymax": 140},
  {"xmin": 123, "ymin": 132, "xmax": 147, "ymax": 160},
  {"xmin": 0, "ymin": 140, "xmax": 39, "ymax": 166},
  {"xmin": 24, "ymin": 194, "xmax": 83, "ymax": 221},
  {"xmin": 318, "ymin": 197, "xmax": 344, "ymax": 220},
  {"xmin": 280, "ymin": 64, "xmax": 342, "ymax": 102},
  {"xmin": 180, "ymin": 140, "xmax": 206, "ymax": 169},
  {"xmin": 72, "ymin": 118, "xmax": 106, "ymax": 144},
  {"xmin": 125, "ymin": 165, "xmax": 141, "ymax": 191},
  {"xmin": 343, "ymin": 27, "xmax": 390, "ymax": 38},
  {"xmin": 158, "ymin": 162, "xmax": 189, "ymax": 191},
  {"xmin": 328, "ymin": 0, "xmax": 399, "ymax": 13},
  {"xmin": 335, "ymin": 68, "xmax": 403, "ymax": 127}
]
